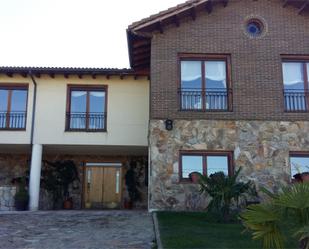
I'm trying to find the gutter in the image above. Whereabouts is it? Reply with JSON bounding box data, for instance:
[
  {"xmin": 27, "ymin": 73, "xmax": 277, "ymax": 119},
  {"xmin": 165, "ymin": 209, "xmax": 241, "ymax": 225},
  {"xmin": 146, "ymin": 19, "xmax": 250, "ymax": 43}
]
[{"xmin": 29, "ymin": 71, "xmax": 37, "ymax": 146}]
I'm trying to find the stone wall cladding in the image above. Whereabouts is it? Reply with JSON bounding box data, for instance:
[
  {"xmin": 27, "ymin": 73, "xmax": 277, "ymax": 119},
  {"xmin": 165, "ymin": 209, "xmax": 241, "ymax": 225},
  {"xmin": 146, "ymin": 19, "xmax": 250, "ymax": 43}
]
[
  {"xmin": 149, "ymin": 120, "xmax": 309, "ymax": 210},
  {"xmin": 150, "ymin": 0, "xmax": 309, "ymax": 121},
  {"xmin": 0, "ymin": 186, "xmax": 16, "ymax": 211},
  {"xmin": 0, "ymin": 154, "xmax": 29, "ymax": 185}
]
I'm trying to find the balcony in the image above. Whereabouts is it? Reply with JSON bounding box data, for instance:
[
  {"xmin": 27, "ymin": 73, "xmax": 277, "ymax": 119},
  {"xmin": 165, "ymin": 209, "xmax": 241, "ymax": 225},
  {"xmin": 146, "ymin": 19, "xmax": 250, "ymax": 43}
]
[
  {"xmin": 178, "ymin": 88, "xmax": 232, "ymax": 111},
  {"xmin": 0, "ymin": 112, "xmax": 27, "ymax": 130},
  {"xmin": 284, "ymin": 90, "xmax": 308, "ymax": 112},
  {"xmin": 66, "ymin": 112, "xmax": 106, "ymax": 132}
]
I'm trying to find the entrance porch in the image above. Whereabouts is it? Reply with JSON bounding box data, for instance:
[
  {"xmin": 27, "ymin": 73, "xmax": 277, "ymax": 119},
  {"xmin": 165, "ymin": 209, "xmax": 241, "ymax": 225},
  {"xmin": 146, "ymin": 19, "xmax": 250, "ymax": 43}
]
[{"xmin": 0, "ymin": 144, "xmax": 148, "ymax": 211}]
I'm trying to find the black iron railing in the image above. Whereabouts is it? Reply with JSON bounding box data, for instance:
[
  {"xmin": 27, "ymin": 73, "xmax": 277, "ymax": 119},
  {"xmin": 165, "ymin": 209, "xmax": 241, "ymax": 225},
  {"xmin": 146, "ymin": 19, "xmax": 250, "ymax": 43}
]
[
  {"xmin": 0, "ymin": 111, "xmax": 27, "ymax": 129},
  {"xmin": 66, "ymin": 112, "xmax": 106, "ymax": 131},
  {"xmin": 179, "ymin": 88, "xmax": 231, "ymax": 111},
  {"xmin": 284, "ymin": 90, "xmax": 308, "ymax": 111}
]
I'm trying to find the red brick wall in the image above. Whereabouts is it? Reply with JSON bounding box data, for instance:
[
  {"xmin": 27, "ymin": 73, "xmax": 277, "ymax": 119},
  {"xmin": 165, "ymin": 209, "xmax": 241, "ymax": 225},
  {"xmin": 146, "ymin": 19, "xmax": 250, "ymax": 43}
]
[{"xmin": 150, "ymin": 0, "xmax": 309, "ymax": 120}]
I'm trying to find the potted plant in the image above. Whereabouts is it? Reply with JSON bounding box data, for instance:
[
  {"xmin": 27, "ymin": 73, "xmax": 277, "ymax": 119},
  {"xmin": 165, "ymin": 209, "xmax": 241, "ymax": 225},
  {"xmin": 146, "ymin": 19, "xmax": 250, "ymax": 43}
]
[
  {"xmin": 14, "ymin": 178, "xmax": 29, "ymax": 211},
  {"xmin": 41, "ymin": 160, "xmax": 79, "ymax": 209},
  {"xmin": 292, "ymin": 163, "xmax": 303, "ymax": 183},
  {"xmin": 125, "ymin": 161, "xmax": 141, "ymax": 208},
  {"xmin": 292, "ymin": 173, "xmax": 303, "ymax": 183},
  {"xmin": 124, "ymin": 198, "xmax": 133, "ymax": 209},
  {"xmin": 189, "ymin": 171, "xmax": 201, "ymax": 183},
  {"xmin": 301, "ymin": 171, "xmax": 309, "ymax": 182}
]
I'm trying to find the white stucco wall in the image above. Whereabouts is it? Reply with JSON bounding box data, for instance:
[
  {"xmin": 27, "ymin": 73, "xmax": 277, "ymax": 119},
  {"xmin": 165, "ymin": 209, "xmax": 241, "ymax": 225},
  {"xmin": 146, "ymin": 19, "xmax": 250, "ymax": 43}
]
[
  {"xmin": 0, "ymin": 74, "xmax": 149, "ymax": 147},
  {"xmin": 0, "ymin": 76, "xmax": 33, "ymax": 144}
]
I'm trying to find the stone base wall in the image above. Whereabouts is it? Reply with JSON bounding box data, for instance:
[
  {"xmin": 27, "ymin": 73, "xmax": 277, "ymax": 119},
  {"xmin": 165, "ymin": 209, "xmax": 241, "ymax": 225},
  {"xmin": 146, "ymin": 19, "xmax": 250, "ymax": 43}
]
[
  {"xmin": 0, "ymin": 186, "xmax": 16, "ymax": 211},
  {"xmin": 0, "ymin": 154, "xmax": 29, "ymax": 211},
  {"xmin": 149, "ymin": 120, "xmax": 309, "ymax": 210},
  {"xmin": 0, "ymin": 154, "xmax": 29, "ymax": 185},
  {"xmin": 0, "ymin": 154, "xmax": 148, "ymax": 210}
]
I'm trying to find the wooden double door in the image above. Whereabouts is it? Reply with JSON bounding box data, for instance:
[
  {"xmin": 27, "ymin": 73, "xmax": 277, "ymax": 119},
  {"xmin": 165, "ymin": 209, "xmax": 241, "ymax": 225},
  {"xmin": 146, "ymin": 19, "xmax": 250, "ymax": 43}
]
[{"xmin": 84, "ymin": 163, "xmax": 122, "ymax": 209}]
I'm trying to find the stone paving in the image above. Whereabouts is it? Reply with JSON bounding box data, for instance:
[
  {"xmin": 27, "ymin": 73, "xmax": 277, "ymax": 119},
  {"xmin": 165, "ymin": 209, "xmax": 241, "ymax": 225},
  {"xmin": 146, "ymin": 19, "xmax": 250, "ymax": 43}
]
[{"xmin": 0, "ymin": 210, "xmax": 155, "ymax": 249}]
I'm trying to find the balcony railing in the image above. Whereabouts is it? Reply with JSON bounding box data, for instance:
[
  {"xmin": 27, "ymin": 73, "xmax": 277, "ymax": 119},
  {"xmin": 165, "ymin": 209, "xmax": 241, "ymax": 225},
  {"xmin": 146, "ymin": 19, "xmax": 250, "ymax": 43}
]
[
  {"xmin": 66, "ymin": 112, "xmax": 106, "ymax": 131},
  {"xmin": 284, "ymin": 90, "xmax": 308, "ymax": 112},
  {"xmin": 179, "ymin": 88, "xmax": 231, "ymax": 111},
  {"xmin": 0, "ymin": 111, "xmax": 27, "ymax": 129}
]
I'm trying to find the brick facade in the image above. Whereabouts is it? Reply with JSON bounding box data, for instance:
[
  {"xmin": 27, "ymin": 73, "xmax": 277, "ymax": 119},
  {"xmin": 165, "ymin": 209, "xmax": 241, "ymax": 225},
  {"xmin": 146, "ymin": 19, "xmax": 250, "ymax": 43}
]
[{"xmin": 150, "ymin": 0, "xmax": 309, "ymax": 120}]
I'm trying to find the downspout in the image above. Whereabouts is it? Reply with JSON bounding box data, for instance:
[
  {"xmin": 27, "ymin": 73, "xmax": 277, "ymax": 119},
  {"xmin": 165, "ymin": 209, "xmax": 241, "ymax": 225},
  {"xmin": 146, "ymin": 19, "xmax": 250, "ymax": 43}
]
[{"xmin": 29, "ymin": 71, "xmax": 37, "ymax": 146}]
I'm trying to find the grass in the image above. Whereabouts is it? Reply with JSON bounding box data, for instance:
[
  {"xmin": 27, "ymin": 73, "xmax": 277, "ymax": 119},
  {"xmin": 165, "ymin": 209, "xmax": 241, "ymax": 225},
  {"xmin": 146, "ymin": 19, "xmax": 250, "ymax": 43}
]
[{"xmin": 156, "ymin": 211, "xmax": 297, "ymax": 249}]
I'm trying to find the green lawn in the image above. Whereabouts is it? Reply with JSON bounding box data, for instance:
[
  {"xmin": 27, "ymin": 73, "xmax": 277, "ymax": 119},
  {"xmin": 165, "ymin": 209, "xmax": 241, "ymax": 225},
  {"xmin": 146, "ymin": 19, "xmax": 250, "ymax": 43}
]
[{"xmin": 156, "ymin": 211, "xmax": 297, "ymax": 249}]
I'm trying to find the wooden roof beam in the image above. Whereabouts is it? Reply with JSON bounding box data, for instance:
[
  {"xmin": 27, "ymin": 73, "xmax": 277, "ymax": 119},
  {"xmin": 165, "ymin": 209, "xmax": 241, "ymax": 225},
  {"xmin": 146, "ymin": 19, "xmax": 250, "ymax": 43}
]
[
  {"xmin": 133, "ymin": 56, "xmax": 150, "ymax": 64},
  {"xmin": 134, "ymin": 52, "xmax": 150, "ymax": 61},
  {"xmin": 173, "ymin": 14, "xmax": 180, "ymax": 27},
  {"xmin": 132, "ymin": 39, "xmax": 151, "ymax": 49},
  {"xmin": 298, "ymin": 0, "xmax": 309, "ymax": 14},
  {"xmin": 190, "ymin": 6, "xmax": 197, "ymax": 21},
  {"xmin": 6, "ymin": 72, "xmax": 13, "ymax": 77},
  {"xmin": 133, "ymin": 46, "xmax": 151, "ymax": 55},
  {"xmin": 282, "ymin": 0, "xmax": 290, "ymax": 8},
  {"xmin": 222, "ymin": 0, "xmax": 228, "ymax": 7},
  {"xmin": 205, "ymin": 0, "xmax": 213, "ymax": 14},
  {"xmin": 133, "ymin": 61, "xmax": 150, "ymax": 68},
  {"xmin": 157, "ymin": 21, "xmax": 164, "ymax": 34},
  {"xmin": 49, "ymin": 73, "xmax": 55, "ymax": 78},
  {"xmin": 21, "ymin": 72, "xmax": 28, "ymax": 78}
]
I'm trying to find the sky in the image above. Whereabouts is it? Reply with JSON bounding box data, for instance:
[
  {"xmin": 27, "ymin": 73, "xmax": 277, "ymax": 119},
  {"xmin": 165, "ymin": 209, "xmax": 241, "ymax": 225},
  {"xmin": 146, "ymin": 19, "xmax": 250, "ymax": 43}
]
[{"xmin": 0, "ymin": 0, "xmax": 183, "ymax": 68}]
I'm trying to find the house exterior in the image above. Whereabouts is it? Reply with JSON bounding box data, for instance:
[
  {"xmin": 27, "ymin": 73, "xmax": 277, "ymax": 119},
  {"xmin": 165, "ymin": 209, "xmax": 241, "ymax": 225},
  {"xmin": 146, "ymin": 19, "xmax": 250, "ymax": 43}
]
[
  {"xmin": 0, "ymin": 69, "xmax": 149, "ymax": 210},
  {"xmin": 1, "ymin": 0, "xmax": 309, "ymax": 211},
  {"xmin": 127, "ymin": 0, "xmax": 309, "ymax": 211}
]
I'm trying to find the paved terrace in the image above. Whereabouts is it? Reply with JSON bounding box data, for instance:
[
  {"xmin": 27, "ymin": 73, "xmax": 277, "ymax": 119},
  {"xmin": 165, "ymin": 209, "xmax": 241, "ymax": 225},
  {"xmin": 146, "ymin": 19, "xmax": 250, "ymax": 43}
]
[{"xmin": 0, "ymin": 210, "xmax": 154, "ymax": 249}]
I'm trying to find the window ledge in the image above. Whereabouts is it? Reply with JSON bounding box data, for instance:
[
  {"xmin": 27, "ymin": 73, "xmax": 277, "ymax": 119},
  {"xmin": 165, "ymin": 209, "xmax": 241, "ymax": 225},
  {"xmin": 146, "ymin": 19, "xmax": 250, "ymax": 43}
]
[
  {"xmin": 65, "ymin": 129, "xmax": 107, "ymax": 133},
  {"xmin": 178, "ymin": 109, "xmax": 233, "ymax": 113},
  {"xmin": 0, "ymin": 128, "xmax": 26, "ymax": 131}
]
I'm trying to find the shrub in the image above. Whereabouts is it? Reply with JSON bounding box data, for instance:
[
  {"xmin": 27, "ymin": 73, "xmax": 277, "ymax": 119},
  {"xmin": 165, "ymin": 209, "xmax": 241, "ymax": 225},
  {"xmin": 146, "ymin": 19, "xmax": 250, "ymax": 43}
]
[
  {"xmin": 198, "ymin": 168, "xmax": 257, "ymax": 222},
  {"xmin": 240, "ymin": 182, "xmax": 309, "ymax": 249}
]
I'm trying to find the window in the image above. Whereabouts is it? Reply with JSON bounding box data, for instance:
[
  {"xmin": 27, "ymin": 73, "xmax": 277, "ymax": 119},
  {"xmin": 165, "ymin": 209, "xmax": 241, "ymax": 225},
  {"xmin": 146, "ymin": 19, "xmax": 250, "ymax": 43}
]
[
  {"xmin": 290, "ymin": 153, "xmax": 309, "ymax": 178},
  {"xmin": 179, "ymin": 54, "xmax": 232, "ymax": 111},
  {"xmin": 246, "ymin": 19, "xmax": 264, "ymax": 37},
  {"xmin": 179, "ymin": 151, "xmax": 233, "ymax": 181},
  {"xmin": 0, "ymin": 84, "xmax": 28, "ymax": 130},
  {"xmin": 66, "ymin": 85, "xmax": 107, "ymax": 131},
  {"xmin": 282, "ymin": 59, "xmax": 309, "ymax": 112}
]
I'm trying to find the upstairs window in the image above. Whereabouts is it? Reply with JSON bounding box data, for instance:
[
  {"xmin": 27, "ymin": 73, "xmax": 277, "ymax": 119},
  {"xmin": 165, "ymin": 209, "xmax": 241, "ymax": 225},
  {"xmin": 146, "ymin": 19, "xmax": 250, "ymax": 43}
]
[
  {"xmin": 179, "ymin": 54, "xmax": 232, "ymax": 111},
  {"xmin": 282, "ymin": 60, "xmax": 309, "ymax": 112},
  {"xmin": 66, "ymin": 85, "xmax": 107, "ymax": 132},
  {"xmin": 179, "ymin": 151, "xmax": 233, "ymax": 182},
  {"xmin": 0, "ymin": 84, "xmax": 28, "ymax": 130}
]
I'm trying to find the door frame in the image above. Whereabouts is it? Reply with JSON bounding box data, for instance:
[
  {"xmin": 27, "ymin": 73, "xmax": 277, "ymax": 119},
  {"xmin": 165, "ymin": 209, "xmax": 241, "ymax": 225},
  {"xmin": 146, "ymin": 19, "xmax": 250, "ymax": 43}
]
[{"xmin": 82, "ymin": 161, "xmax": 124, "ymax": 209}]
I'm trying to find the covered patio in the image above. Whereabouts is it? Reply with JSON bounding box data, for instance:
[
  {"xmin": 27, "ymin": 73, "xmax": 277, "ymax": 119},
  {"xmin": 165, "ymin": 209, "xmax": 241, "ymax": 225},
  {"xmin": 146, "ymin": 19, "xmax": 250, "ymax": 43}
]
[{"xmin": 0, "ymin": 144, "xmax": 148, "ymax": 211}]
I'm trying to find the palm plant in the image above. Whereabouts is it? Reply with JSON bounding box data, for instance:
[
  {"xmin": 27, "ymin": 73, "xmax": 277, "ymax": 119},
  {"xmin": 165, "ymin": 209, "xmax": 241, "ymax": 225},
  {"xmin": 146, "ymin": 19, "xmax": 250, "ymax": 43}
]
[
  {"xmin": 240, "ymin": 182, "xmax": 309, "ymax": 249},
  {"xmin": 198, "ymin": 168, "xmax": 257, "ymax": 222}
]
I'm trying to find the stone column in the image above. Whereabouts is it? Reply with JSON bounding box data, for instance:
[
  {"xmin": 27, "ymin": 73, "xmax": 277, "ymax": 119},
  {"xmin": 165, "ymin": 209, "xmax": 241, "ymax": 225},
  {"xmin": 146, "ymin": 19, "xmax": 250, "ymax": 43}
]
[{"xmin": 29, "ymin": 144, "xmax": 43, "ymax": 211}]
